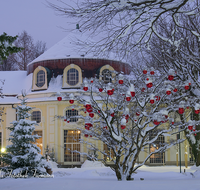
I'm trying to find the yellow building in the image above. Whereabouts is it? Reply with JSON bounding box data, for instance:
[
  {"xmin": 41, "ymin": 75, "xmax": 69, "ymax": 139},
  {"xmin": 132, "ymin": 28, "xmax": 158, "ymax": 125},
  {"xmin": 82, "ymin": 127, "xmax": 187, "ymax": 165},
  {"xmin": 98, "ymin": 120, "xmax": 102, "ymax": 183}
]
[{"xmin": 0, "ymin": 34, "xmax": 194, "ymax": 167}]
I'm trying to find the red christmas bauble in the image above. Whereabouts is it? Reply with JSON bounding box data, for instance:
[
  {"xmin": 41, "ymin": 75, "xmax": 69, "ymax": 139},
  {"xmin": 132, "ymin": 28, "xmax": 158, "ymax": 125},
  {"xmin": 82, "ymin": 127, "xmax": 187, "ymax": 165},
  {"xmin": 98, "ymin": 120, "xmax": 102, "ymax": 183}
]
[
  {"xmin": 57, "ymin": 97, "xmax": 62, "ymax": 101},
  {"xmin": 83, "ymin": 86, "xmax": 88, "ymax": 91},
  {"xmin": 69, "ymin": 100, "xmax": 74, "ymax": 104},
  {"xmin": 84, "ymin": 134, "xmax": 89, "ymax": 138},
  {"xmin": 126, "ymin": 96, "xmax": 131, "ymax": 101},
  {"xmin": 130, "ymin": 91, "xmax": 135, "ymax": 97},
  {"xmin": 155, "ymin": 96, "xmax": 161, "ymax": 101},
  {"xmin": 91, "ymin": 80, "xmax": 93, "ymax": 83},
  {"xmin": 146, "ymin": 83, "xmax": 153, "ymax": 88},
  {"xmin": 172, "ymin": 122, "xmax": 174, "ymax": 125},
  {"xmin": 178, "ymin": 108, "xmax": 184, "ymax": 114},
  {"xmin": 150, "ymin": 99, "xmax": 154, "ymax": 104},
  {"xmin": 195, "ymin": 110, "xmax": 200, "ymax": 114},
  {"xmin": 111, "ymin": 113, "xmax": 115, "ymax": 117},
  {"xmin": 185, "ymin": 85, "xmax": 189, "ymax": 90},
  {"xmin": 89, "ymin": 113, "xmax": 94, "ymax": 118},
  {"xmin": 150, "ymin": 71, "xmax": 155, "ymax": 75},
  {"xmin": 121, "ymin": 125, "xmax": 126, "ymax": 129},
  {"xmin": 173, "ymin": 88, "xmax": 178, "ymax": 92},
  {"xmin": 119, "ymin": 80, "xmax": 123, "ymax": 84},
  {"xmin": 136, "ymin": 112, "xmax": 140, "ymax": 116},
  {"xmin": 107, "ymin": 90, "xmax": 113, "ymax": 95},
  {"xmin": 166, "ymin": 90, "xmax": 171, "ymax": 95},
  {"xmin": 103, "ymin": 126, "xmax": 108, "ymax": 130},
  {"xmin": 99, "ymin": 88, "xmax": 103, "ymax": 92},
  {"xmin": 188, "ymin": 125, "xmax": 193, "ymax": 130},
  {"xmin": 143, "ymin": 70, "xmax": 147, "ymax": 74},
  {"xmin": 168, "ymin": 75, "xmax": 174, "ymax": 81}
]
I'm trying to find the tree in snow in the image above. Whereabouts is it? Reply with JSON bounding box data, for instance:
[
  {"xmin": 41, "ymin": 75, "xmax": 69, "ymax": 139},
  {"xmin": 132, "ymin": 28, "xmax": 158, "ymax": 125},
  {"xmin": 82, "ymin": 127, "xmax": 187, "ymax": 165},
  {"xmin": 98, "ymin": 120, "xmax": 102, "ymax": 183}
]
[
  {"xmin": 144, "ymin": 2, "xmax": 200, "ymax": 165},
  {"xmin": 48, "ymin": 0, "xmax": 199, "ymax": 59},
  {"xmin": 56, "ymin": 68, "xmax": 200, "ymax": 180},
  {"xmin": 0, "ymin": 32, "xmax": 22, "ymax": 63},
  {"xmin": 1, "ymin": 93, "xmax": 50, "ymax": 176}
]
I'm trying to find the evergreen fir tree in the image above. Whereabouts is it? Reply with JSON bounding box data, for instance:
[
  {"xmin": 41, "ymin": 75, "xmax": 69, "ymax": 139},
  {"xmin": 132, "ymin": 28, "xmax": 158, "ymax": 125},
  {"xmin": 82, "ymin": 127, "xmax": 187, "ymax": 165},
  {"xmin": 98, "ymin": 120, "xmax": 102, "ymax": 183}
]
[{"xmin": 1, "ymin": 93, "xmax": 50, "ymax": 176}]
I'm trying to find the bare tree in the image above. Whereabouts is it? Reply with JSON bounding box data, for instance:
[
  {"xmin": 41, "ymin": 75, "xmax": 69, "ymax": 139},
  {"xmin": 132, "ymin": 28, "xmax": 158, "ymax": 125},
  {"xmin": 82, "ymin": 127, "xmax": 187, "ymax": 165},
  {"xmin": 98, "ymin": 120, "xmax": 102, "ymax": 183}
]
[
  {"xmin": 0, "ymin": 31, "xmax": 47, "ymax": 71},
  {"xmin": 47, "ymin": 0, "xmax": 199, "ymax": 59}
]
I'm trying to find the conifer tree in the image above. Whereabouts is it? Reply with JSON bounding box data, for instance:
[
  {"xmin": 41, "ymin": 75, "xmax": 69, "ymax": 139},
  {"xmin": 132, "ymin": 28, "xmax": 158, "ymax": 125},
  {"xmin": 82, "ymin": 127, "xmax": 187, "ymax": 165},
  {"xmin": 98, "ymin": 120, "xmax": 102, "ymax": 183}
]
[{"xmin": 1, "ymin": 93, "xmax": 50, "ymax": 176}]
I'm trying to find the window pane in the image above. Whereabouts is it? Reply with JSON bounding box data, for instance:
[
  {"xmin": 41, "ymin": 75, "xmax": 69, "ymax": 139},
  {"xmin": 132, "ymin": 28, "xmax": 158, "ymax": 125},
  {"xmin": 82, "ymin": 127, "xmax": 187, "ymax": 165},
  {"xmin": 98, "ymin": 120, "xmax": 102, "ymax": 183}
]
[
  {"xmin": 66, "ymin": 110, "xmax": 78, "ymax": 122},
  {"xmin": 67, "ymin": 68, "xmax": 79, "ymax": 86},
  {"xmin": 64, "ymin": 130, "xmax": 81, "ymax": 162},
  {"xmin": 33, "ymin": 131, "xmax": 43, "ymax": 155},
  {"xmin": 149, "ymin": 132, "xmax": 165, "ymax": 163},
  {"xmin": 36, "ymin": 70, "xmax": 45, "ymax": 87},
  {"xmin": 102, "ymin": 69, "xmax": 111, "ymax": 83},
  {"xmin": 31, "ymin": 111, "xmax": 41, "ymax": 123}
]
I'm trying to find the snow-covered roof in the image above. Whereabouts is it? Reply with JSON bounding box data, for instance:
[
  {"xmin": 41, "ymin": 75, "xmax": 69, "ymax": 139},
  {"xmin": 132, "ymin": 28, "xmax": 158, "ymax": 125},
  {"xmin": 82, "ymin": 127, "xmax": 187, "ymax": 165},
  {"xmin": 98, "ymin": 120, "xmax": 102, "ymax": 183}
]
[{"xmin": 28, "ymin": 30, "xmax": 127, "ymax": 66}]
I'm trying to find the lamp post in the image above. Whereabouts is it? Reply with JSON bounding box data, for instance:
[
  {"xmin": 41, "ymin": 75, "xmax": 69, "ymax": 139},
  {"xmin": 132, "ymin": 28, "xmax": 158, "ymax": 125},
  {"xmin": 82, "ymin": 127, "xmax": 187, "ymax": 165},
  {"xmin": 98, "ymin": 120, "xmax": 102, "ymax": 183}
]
[{"xmin": 0, "ymin": 147, "xmax": 5, "ymax": 167}]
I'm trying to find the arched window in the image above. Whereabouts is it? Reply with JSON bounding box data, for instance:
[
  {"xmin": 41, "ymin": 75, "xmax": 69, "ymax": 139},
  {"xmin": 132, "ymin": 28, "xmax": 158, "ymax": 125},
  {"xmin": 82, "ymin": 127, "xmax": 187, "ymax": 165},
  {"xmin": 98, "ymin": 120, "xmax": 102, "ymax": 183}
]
[
  {"xmin": 66, "ymin": 109, "xmax": 78, "ymax": 122},
  {"xmin": 36, "ymin": 70, "xmax": 45, "ymax": 87},
  {"xmin": 31, "ymin": 111, "xmax": 41, "ymax": 123},
  {"xmin": 67, "ymin": 68, "xmax": 79, "ymax": 86},
  {"xmin": 102, "ymin": 69, "xmax": 111, "ymax": 83}
]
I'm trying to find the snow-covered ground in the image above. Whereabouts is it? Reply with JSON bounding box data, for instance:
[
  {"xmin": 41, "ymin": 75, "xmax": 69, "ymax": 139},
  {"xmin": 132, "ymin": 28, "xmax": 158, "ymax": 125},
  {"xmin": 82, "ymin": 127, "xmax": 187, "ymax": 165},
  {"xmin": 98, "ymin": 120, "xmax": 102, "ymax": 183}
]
[{"xmin": 0, "ymin": 161, "xmax": 199, "ymax": 190}]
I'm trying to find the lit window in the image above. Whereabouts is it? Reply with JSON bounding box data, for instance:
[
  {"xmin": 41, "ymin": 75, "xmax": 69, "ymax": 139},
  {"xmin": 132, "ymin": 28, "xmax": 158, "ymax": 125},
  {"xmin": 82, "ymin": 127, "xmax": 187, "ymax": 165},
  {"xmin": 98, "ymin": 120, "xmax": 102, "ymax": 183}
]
[
  {"xmin": 149, "ymin": 132, "xmax": 165, "ymax": 164},
  {"xmin": 36, "ymin": 70, "xmax": 45, "ymax": 87},
  {"xmin": 66, "ymin": 110, "xmax": 78, "ymax": 122},
  {"xmin": 67, "ymin": 68, "xmax": 79, "ymax": 86},
  {"xmin": 102, "ymin": 69, "xmax": 111, "ymax": 83},
  {"xmin": 64, "ymin": 130, "xmax": 81, "ymax": 162},
  {"xmin": 33, "ymin": 131, "xmax": 43, "ymax": 155},
  {"xmin": 31, "ymin": 111, "xmax": 41, "ymax": 123},
  {"xmin": 103, "ymin": 144, "xmax": 114, "ymax": 161}
]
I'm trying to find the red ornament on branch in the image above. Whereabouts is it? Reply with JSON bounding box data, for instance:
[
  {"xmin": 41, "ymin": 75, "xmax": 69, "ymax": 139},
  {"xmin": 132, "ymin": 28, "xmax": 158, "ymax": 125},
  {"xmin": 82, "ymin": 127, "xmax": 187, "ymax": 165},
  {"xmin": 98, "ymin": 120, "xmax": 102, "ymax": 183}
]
[{"xmin": 57, "ymin": 97, "xmax": 62, "ymax": 101}]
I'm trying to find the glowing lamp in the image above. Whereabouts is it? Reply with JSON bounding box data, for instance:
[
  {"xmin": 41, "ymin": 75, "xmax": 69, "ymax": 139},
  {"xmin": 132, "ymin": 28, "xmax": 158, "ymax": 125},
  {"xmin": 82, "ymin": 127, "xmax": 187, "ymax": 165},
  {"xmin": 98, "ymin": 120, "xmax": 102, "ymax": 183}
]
[{"xmin": 57, "ymin": 97, "xmax": 62, "ymax": 101}]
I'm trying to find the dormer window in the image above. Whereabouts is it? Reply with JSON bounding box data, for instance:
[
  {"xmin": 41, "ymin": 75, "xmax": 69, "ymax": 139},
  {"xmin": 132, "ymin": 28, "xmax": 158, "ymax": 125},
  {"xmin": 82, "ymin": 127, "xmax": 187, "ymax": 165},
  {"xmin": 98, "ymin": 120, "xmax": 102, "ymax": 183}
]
[
  {"xmin": 102, "ymin": 69, "xmax": 112, "ymax": 83},
  {"xmin": 36, "ymin": 70, "xmax": 45, "ymax": 87},
  {"xmin": 67, "ymin": 68, "xmax": 79, "ymax": 86},
  {"xmin": 63, "ymin": 64, "xmax": 82, "ymax": 88},
  {"xmin": 32, "ymin": 66, "xmax": 50, "ymax": 91}
]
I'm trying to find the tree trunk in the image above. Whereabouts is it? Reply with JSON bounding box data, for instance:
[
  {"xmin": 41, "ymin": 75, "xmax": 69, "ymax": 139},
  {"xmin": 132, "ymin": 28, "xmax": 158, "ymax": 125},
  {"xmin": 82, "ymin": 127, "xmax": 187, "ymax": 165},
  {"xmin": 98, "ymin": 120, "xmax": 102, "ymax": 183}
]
[{"xmin": 196, "ymin": 153, "xmax": 200, "ymax": 166}]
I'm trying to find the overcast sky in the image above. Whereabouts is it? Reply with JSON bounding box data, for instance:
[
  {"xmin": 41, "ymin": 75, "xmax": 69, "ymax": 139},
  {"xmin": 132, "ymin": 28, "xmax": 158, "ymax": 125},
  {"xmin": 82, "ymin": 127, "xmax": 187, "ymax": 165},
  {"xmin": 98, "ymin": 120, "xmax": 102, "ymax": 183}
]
[{"xmin": 0, "ymin": 0, "xmax": 76, "ymax": 49}]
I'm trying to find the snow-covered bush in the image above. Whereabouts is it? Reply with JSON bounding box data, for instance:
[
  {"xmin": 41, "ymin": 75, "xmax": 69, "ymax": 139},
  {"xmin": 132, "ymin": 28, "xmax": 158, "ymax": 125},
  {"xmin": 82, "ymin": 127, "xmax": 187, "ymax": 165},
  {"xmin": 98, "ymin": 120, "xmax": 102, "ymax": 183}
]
[
  {"xmin": 1, "ymin": 93, "xmax": 50, "ymax": 176},
  {"xmin": 56, "ymin": 68, "xmax": 200, "ymax": 180}
]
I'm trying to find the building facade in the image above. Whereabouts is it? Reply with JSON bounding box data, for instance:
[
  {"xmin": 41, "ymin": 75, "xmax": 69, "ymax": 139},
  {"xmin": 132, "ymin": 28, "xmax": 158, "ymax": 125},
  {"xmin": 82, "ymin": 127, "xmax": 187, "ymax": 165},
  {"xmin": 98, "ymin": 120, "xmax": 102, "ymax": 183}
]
[{"xmin": 0, "ymin": 33, "xmax": 194, "ymax": 167}]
